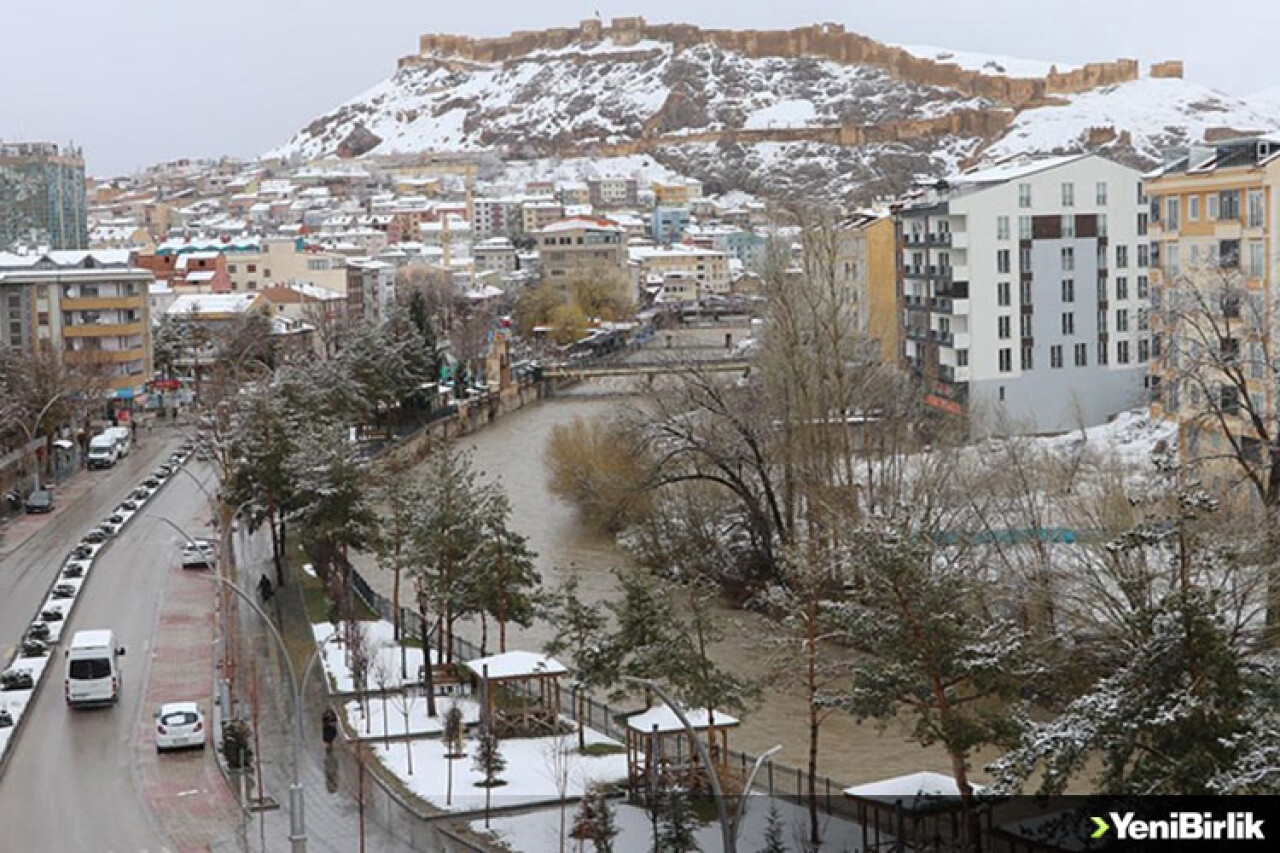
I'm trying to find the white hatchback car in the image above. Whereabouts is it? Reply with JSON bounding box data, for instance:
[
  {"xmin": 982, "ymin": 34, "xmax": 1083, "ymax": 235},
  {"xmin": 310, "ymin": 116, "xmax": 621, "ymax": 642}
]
[
  {"xmin": 180, "ymin": 539, "xmax": 217, "ymax": 569},
  {"xmin": 155, "ymin": 701, "xmax": 205, "ymax": 751}
]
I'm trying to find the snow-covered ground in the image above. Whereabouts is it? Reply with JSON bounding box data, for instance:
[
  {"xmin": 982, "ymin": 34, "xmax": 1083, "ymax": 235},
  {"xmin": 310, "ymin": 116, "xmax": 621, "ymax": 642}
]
[
  {"xmin": 1035, "ymin": 408, "xmax": 1176, "ymax": 469},
  {"xmin": 984, "ymin": 77, "xmax": 1279, "ymax": 164},
  {"xmin": 476, "ymin": 793, "xmax": 867, "ymax": 853},
  {"xmin": 744, "ymin": 99, "xmax": 818, "ymax": 129},
  {"xmin": 312, "ymin": 620, "xmax": 435, "ymax": 693},
  {"xmin": 895, "ymin": 43, "xmax": 1081, "ymax": 79},
  {"xmin": 345, "ymin": 695, "xmax": 482, "ymax": 739},
  {"xmin": 375, "ymin": 727, "xmax": 628, "ymax": 813}
]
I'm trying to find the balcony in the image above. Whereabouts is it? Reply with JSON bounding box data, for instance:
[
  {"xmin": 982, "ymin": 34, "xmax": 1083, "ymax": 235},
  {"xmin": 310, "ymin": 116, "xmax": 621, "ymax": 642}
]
[
  {"xmin": 904, "ymin": 232, "xmax": 926, "ymax": 246},
  {"xmin": 927, "ymin": 232, "xmax": 952, "ymax": 247},
  {"xmin": 905, "ymin": 325, "xmax": 931, "ymax": 343},
  {"xmin": 904, "ymin": 265, "xmax": 927, "ymax": 279},
  {"xmin": 61, "ymin": 296, "xmax": 145, "ymax": 311},
  {"xmin": 65, "ymin": 347, "xmax": 147, "ymax": 365},
  {"xmin": 904, "ymin": 293, "xmax": 928, "ymax": 309},
  {"xmin": 62, "ymin": 321, "xmax": 144, "ymax": 338}
]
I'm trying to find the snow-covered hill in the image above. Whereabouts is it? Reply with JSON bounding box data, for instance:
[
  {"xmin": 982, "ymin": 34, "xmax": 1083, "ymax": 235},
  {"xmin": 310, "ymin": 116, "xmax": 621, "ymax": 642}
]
[
  {"xmin": 983, "ymin": 78, "xmax": 1278, "ymax": 165},
  {"xmin": 271, "ymin": 28, "xmax": 1280, "ymax": 202}
]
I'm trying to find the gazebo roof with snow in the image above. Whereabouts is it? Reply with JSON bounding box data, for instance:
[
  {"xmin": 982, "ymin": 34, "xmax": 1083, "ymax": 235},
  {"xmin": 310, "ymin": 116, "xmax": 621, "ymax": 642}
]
[
  {"xmin": 844, "ymin": 771, "xmax": 986, "ymax": 810},
  {"xmin": 464, "ymin": 650, "xmax": 566, "ymax": 681},
  {"xmin": 625, "ymin": 705, "xmax": 740, "ymax": 734}
]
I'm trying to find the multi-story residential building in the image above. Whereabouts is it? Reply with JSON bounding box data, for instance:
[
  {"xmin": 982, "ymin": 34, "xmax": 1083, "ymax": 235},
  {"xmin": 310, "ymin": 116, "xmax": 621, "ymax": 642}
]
[
  {"xmin": 346, "ymin": 258, "xmax": 396, "ymax": 322},
  {"xmin": 136, "ymin": 250, "xmax": 233, "ymax": 293},
  {"xmin": 837, "ymin": 212, "xmax": 899, "ymax": 364},
  {"xmin": 472, "ymin": 197, "xmax": 522, "ymax": 239},
  {"xmin": 536, "ymin": 217, "xmax": 627, "ymax": 285},
  {"xmin": 652, "ymin": 179, "xmax": 703, "ymax": 206},
  {"xmin": 521, "ymin": 200, "xmax": 565, "ymax": 236},
  {"xmin": 557, "ymin": 182, "xmax": 591, "ymax": 207},
  {"xmin": 651, "ymin": 206, "xmax": 691, "ymax": 245},
  {"xmin": 474, "ymin": 238, "xmax": 519, "ymax": 275},
  {"xmin": 1144, "ymin": 136, "xmax": 1279, "ymax": 450},
  {"xmin": 0, "ymin": 250, "xmax": 152, "ymax": 399},
  {"xmin": 898, "ymin": 154, "xmax": 1150, "ymax": 435},
  {"xmin": 0, "ymin": 142, "xmax": 88, "ymax": 251},
  {"xmin": 629, "ymin": 244, "xmax": 731, "ymax": 301},
  {"xmin": 588, "ymin": 177, "xmax": 639, "ymax": 209}
]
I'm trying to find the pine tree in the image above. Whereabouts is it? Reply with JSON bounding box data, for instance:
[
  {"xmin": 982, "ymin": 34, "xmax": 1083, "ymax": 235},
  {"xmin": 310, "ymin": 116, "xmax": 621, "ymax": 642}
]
[
  {"xmin": 759, "ymin": 804, "xmax": 788, "ymax": 853},
  {"xmin": 657, "ymin": 786, "xmax": 700, "ymax": 853},
  {"xmin": 544, "ymin": 573, "xmax": 614, "ymax": 749},
  {"xmin": 473, "ymin": 728, "xmax": 507, "ymax": 827},
  {"xmin": 471, "ymin": 489, "xmax": 540, "ymax": 655},
  {"xmin": 592, "ymin": 789, "xmax": 619, "ymax": 853}
]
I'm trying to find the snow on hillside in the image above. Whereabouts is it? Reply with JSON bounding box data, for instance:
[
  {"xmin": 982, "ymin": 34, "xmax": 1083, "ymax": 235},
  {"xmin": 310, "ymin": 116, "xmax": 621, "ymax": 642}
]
[
  {"xmin": 486, "ymin": 154, "xmax": 687, "ymax": 191},
  {"xmin": 269, "ymin": 39, "xmax": 989, "ymax": 162},
  {"xmin": 984, "ymin": 77, "xmax": 1279, "ymax": 163},
  {"xmin": 896, "ymin": 43, "xmax": 1081, "ymax": 79},
  {"xmin": 1251, "ymin": 86, "xmax": 1280, "ymax": 125}
]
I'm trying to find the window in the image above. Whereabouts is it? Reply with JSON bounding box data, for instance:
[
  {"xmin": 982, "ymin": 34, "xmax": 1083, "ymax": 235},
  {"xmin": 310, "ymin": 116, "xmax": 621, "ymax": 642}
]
[
  {"xmin": 1188, "ymin": 195, "xmax": 1200, "ymax": 221},
  {"xmin": 1021, "ymin": 345, "xmax": 1034, "ymax": 370},
  {"xmin": 1138, "ymin": 309, "xmax": 1149, "ymax": 331},
  {"xmin": 1116, "ymin": 245, "xmax": 1128, "ymax": 269},
  {"xmin": 1098, "ymin": 341, "xmax": 1109, "ymax": 365},
  {"xmin": 1138, "ymin": 182, "xmax": 1148, "ymax": 205},
  {"xmin": 1137, "ymin": 244, "xmax": 1149, "ymax": 268},
  {"xmin": 1050, "ymin": 345, "xmax": 1063, "ymax": 368},
  {"xmin": 1075, "ymin": 342, "xmax": 1088, "ymax": 366},
  {"xmin": 1208, "ymin": 193, "xmax": 1220, "ymax": 220},
  {"xmin": 1098, "ymin": 214, "xmax": 1108, "ymax": 237},
  {"xmin": 1117, "ymin": 340, "xmax": 1130, "ymax": 364},
  {"xmin": 1020, "ymin": 246, "xmax": 1032, "ymax": 269},
  {"xmin": 1097, "ymin": 278, "xmax": 1107, "ymax": 302},
  {"xmin": 1061, "ymin": 279, "xmax": 1074, "ymax": 302},
  {"xmin": 1250, "ymin": 241, "xmax": 1265, "ymax": 278},
  {"xmin": 1248, "ymin": 189, "xmax": 1265, "ymax": 228},
  {"xmin": 1219, "ymin": 239, "xmax": 1240, "ymax": 269},
  {"xmin": 1138, "ymin": 339, "xmax": 1150, "ymax": 362},
  {"xmin": 1150, "ymin": 195, "xmax": 1162, "ymax": 223},
  {"xmin": 1018, "ymin": 184, "xmax": 1032, "ymax": 208},
  {"xmin": 1220, "ymin": 385, "xmax": 1240, "ymax": 415},
  {"xmin": 247, "ymin": 264, "xmax": 257, "ymax": 273},
  {"xmin": 1116, "ymin": 309, "xmax": 1129, "ymax": 332},
  {"xmin": 1062, "ymin": 182, "xmax": 1075, "ymax": 207},
  {"xmin": 1137, "ymin": 212, "xmax": 1148, "ymax": 236},
  {"xmin": 1166, "ymin": 197, "xmax": 1180, "ymax": 229},
  {"xmin": 1020, "ymin": 280, "xmax": 1033, "ymax": 304},
  {"xmin": 999, "ymin": 348, "xmax": 1012, "ymax": 372},
  {"xmin": 1219, "ymin": 190, "xmax": 1241, "ymax": 221},
  {"xmin": 1167, "ymin": 243, "xmax": 1180, "ymax": 277},
  {"xmin": 1116, "ymin": 277, "xmax": 1128, "ymax": 300},
  {"xmin": 1062, "ymin": 312, "xmax": 1075, "ymax": 335},
  {"xmin": 1098, "ymin": 309, "xmax": 1108, "ymax": 332},
  {"xmin": 957, "ymin": 350, "xmax": 969, "ymax": 367},
  {"xmin": 69, "ymin": 658, "xmax": 112, "ymax": 680},
  {"xmin": 997, "ymin": 249, "xmax": 1011, "ymax": 273},
  {"xmin": 998, "ymin": 316, "xmax": 1012, "ymax": 339},
  {"xmin": 997, "ymin": 216, "xmax": 1010, "ymax": 240},
  {"xmin": 228, "ymin": 264, "xmax": 237, "ymax": 273},
  {"xmin": 1019, "ymin": 216, "xmax": 1032, "ymax": 240},
  {"xmin": 1061, "ymin": 247, "xmax": 1075, "ymax": 271},
  {"xmin": 1062, "ymin": 214, "xmax": 1076, "ymax": 238},
  {"xmin": 997, "ymin": 281, "xmax": 1011, "ymax": 306},
  {"xmin": 1020, "ymin": 313, "xmax": 1032, "ymax": 338},
  {"xmin": 1096, "ymin": 181, "xmax": 1108, "ymax": 205},
  {"xmin": 1137, "ymin": 275, "xmax": 1149, "ymax": 299}
]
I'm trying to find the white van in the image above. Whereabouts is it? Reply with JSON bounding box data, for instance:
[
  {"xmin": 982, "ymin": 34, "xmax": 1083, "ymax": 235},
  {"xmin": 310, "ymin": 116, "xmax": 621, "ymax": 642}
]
[
  {"xmin": 105, "ymin": 425, "xmax": 132, "ymax": 458},
  {"xmin": 87, "ymin": 434, "xmax": 119, "ymax": 469},
  {"xmin": 65, "ymin": 630, "xmax": 125, "ymax": 706}
]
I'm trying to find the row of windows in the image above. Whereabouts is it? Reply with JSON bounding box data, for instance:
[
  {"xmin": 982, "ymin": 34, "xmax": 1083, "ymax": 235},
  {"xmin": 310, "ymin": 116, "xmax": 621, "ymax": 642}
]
[
  {"xmin": 995, "ymin": 338, "xmax": 1152, "ymax": 373},
  {"xmin": 1016, "ymin": 180, "xmax": 1136, "ymax": 209},
  {"xmin": 1156, "ymin": 189, "xmax": 1265, "ymax": 229}
]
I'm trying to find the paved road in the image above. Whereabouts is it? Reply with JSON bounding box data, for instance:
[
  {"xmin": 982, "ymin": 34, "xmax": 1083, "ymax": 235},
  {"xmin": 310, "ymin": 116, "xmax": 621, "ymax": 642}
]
[
  {"xmin": 0, "ymin": 459, "xmax": 218, "ymax": 853},
  {"xmin": 0, "ymin": 432, "xmax": 186, "ymax": 664}
]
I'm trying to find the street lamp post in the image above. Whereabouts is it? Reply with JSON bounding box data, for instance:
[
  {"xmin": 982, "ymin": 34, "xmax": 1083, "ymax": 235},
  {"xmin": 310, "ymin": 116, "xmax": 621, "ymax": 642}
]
[
  {"xmin": 622, "ymin": 677, "xmax": 780, "ymax": 853},
  {"xmin": 149, "ymin": 514, "xmax": 317, "ymax": 853},
  {"xmin": 17, "ymin": 391, "xmax": 68, "ymax": 493}
]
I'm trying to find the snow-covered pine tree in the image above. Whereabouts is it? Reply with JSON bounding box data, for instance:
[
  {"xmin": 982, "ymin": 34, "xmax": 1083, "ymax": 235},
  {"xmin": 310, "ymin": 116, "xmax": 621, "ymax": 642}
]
[
  {"xmin": 758, "ymin": 803, "xmax": 788, "ymax": 853},
  {"xmin": 657, "ymin": 785, "xmax": 700, "ymax": 853}
]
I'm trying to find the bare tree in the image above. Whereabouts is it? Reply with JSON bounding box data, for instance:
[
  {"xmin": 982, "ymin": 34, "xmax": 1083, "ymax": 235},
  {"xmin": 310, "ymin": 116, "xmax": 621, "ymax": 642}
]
[{"xmin": 544, "ymin": 730, "xmax": 579, "ymax": 853}]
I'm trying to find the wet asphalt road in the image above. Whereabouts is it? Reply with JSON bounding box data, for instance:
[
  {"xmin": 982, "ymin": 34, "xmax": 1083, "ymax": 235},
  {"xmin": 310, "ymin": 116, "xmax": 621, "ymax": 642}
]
[{"xmin": 0, "ymin": 434, "xmax": 219, "ymax": 853}]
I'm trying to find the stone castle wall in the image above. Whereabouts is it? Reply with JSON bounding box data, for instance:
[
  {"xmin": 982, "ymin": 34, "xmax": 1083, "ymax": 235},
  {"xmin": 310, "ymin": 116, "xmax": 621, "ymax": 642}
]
[{"xmin": 414, "ymin": 18, "xmax": 1153, "ymax": 107}]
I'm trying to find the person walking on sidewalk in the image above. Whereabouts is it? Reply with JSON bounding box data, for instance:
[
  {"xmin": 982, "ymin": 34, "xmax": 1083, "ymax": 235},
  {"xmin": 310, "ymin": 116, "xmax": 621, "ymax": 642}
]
[{"xmin": 322, "ymin": 707, "xmax": 339, "ymax": 750}]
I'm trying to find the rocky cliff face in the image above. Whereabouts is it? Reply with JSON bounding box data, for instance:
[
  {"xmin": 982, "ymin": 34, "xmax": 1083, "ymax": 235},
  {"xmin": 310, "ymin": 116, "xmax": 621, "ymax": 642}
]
[{"xmin": 270, "ymin": 22, "xmax": 1277, "ymax": 203}]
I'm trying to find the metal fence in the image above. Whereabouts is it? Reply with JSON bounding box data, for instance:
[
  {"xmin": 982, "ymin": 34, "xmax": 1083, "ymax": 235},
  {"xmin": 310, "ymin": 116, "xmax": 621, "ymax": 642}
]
[{"xmin": 341, "ymin": 555, "xmax": 852, "ymax": 816}]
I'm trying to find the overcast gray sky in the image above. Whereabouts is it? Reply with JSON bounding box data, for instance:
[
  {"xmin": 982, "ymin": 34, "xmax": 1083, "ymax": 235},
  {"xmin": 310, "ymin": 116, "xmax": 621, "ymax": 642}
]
[{"xmin": 2, "ymin": 1, "xmax": 1275, "ymax": 176}]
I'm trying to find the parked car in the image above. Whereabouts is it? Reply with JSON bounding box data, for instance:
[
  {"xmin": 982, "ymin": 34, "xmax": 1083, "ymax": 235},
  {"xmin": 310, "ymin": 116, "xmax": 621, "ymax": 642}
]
[
  {"xmin": 28, "ymin": 622, "xmax": 51, "ymax": 643},
  {"xmin": 118, "ymin": 500, "xmax": 139, "ymax": 512},
  {"xmin": 155, "ymin": 701, "xmax": 205, "ymax": 751},
  {"xmin": 181, "ymin": 539, "xmax": 218, "ymax": 569},
  {"xmin": 1, "ymin": 668, "xmax": 34, "ymax": 691},
  {"xmin": 71, "ymin": 544, "xmax": 94, "ymax": 560},
  {"xmin": 0, "ymin": 709, "xmax": 12, "ymax": 727},
  {"xmin": 62, "ymin": 563, "xmax": 85, "ymax": 579},
  {"xmin": 142, "ymin": 477, "xmax": 160, "ymax": 489},
  {"xmin": 82, "ymin": 529, "xmax": 107, "ymax": 544},
  {"xmin": 41, "ymin": 608, "xmax": 65, "ymax": 622},
  {"xmin": 25, "ymin": 489, "xmax": 53, "ymax": 514},
  {"xmin": 51, "ymin": 584, "xmax": 76, "ymax": 600},
  {"xmin": 131, "ymin": 488, "xmax": 151, "ymax": 501}
]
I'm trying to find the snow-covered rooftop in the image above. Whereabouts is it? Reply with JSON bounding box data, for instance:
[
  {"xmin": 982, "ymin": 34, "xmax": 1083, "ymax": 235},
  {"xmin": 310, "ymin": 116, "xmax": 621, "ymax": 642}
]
[
  {"xmin": 625, "ymin": 706, "xmax": 740, "ymax": 733},
  {"xmin": 950, "ymin": 154, "xmax": 1087, "ymax": 185},
  {"xmin": 844, "ymin": 771, "xmax": 985, "ymax": 804},
  {"xmin": 167, "ymin": 292, "xmax": 262, "ymax": 316},
  {"xmin": 539, "ymin": 216, "xmax": 622, "ymax": 234},
  {"xmin": 465, "ymin": 650, "xmax": 566, "ymax": 680}
]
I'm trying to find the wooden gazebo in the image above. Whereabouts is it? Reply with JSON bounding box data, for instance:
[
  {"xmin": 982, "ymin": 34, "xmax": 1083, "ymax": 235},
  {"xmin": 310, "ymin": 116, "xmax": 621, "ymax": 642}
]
[
  {"xmin": 465, "ymin": 650, "xmax": 567, "ymax": 738},
  {"xmin": 624, "ymin": 705, "xmax": 740, "ymax": 800},
  {"xmin": 844, "ymin": 771, "xmax": 992, "ymax": 852}
]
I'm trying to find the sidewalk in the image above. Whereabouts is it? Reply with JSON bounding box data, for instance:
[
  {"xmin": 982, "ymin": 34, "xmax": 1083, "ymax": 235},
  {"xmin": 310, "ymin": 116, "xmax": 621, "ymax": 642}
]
[
  {"xmin": 137, "ymin": 562, "xmax": 244, "ymax": 852},
  {"xmin": 225, "ymin": 535, "xmax": 438, "ymax": 853}
]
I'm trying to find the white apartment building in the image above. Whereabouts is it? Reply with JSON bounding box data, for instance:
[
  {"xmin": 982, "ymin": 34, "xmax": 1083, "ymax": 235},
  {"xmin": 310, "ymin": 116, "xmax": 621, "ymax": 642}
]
[{"xmin": 899, "ymin": 154, "xmax": 1151, "ymax": 435}]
